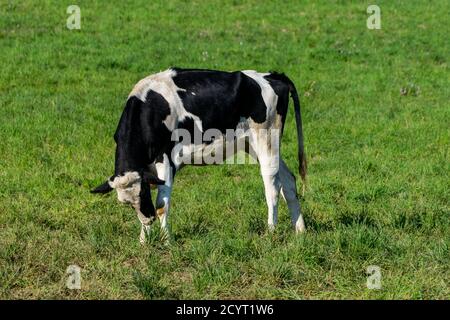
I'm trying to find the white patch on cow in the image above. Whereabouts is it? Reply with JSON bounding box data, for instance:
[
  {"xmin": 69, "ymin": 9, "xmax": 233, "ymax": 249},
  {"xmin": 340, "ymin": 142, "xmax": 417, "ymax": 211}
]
[
  {"xmin": 242, "ymin": 70, "xmax": 278, "ymax": 120},
  {"xmin": 110, "ymin": 171, "xmax": 141, "ymax": 205},
  {"xmin": 129, "ymin": 69, "xmax": 203, "ymax": 132}
]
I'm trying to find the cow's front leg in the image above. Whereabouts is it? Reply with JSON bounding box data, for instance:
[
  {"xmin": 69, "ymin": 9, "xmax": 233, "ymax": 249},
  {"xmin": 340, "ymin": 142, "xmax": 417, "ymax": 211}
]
[
  {"xmin": 155, "ymin": 154, "xmax": 174, "ymax": 243},
  {"xmin": 156, "ymin": 184, "xmax": 172, "ymax": 243},
  {"xmin": 137, "ymin": 207, "xmax": 154, "ymax": 245},
  {"xmin": 139, "ymin": 223, "xmax": 151, "ymax": 244}
]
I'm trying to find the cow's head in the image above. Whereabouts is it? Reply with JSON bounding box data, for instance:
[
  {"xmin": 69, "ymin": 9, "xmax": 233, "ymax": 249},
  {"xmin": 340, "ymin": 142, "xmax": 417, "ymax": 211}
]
[{"xmin": 91, "ymin": 171, "xmax": 165, "ymax": 225}]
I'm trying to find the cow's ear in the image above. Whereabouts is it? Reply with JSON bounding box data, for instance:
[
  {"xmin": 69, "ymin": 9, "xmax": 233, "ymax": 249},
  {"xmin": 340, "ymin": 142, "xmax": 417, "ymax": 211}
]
[
  {"xmin": 91, "ymin": 180, "xmax": 113, "ymax": 194},
  {"xmin": 143, "ymin": 171, "xmax": 165, "ymax": 185}
]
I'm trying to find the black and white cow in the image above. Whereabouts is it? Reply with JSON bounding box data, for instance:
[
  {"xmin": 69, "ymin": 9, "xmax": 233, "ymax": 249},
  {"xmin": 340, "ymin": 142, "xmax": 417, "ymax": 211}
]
[{"xmin": 91, "ymin": 68, "xmax": 307, "ymax": 243}]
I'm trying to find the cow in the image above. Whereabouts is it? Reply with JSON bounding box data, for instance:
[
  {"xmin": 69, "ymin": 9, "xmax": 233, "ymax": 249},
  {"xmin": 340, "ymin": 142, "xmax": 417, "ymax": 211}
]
[{"xmin": 91, "ymin": 68, "xmax": 307, "ymax": 244}]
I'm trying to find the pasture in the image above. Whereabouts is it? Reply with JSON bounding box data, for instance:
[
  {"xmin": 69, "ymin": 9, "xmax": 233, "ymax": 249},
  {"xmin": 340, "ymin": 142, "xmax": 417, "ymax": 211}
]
[{"xmin": 0, "ymin": 0, "xmax": 448, "ymax": 299}]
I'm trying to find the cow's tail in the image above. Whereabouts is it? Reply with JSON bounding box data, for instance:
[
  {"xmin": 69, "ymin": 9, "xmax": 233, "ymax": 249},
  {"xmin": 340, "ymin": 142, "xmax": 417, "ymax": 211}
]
[{"xmin": 270, "ymin": 72, "xmax": 307, "ymax": 194}]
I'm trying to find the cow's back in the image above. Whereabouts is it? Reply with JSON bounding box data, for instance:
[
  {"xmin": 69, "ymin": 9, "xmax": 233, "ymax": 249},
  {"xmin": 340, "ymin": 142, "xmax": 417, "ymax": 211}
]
[{"xmin": 172, "ymin": 68, "xmax": 243, "ymax": 133}]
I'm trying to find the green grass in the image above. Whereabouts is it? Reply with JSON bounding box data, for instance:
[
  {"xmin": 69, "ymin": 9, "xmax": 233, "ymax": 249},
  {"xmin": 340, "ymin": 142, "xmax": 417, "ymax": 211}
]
[{"xmin": 0, "ymin": 0, "xmax": 449, "ymax": 299}]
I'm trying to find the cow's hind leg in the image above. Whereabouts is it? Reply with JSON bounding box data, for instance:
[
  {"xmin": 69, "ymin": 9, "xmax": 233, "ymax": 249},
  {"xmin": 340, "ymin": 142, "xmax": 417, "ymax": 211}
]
[
  {"xmin": 261, "ymin": 171, "xmax": 281, "ymax": 231},
  {"xmin": 279, "ymin": 159, "xmax": 306, "ymax": 233},
  {"xmin": 251, "ymin": 138, "xmax": 282, "ymax": 231}
]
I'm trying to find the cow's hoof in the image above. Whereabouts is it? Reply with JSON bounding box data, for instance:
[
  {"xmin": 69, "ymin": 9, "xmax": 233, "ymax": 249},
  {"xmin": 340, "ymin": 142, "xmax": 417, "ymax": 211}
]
[
  {"xmin": 139, "ymin": 231, "xmax": 147, "ymax": 244},
  {"xmin": 295, "ymin": 225, "xmax": 306, "ymax": 234},
  {"xmin": 160, "ymin": 230, "xmax": 171, "ymax": 246}
]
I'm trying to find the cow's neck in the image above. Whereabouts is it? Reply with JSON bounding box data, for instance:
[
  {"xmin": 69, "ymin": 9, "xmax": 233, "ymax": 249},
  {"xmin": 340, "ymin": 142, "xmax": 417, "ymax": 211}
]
[{"xmin": 114, "ymin": 138, "xmax": 150, "ymax": 175}]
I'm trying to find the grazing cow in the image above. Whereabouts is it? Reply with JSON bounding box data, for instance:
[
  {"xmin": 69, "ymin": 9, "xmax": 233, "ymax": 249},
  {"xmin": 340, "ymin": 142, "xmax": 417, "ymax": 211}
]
[{"xmin": 91, "ymin": 68, "xmax": 307, "ymax": 243}]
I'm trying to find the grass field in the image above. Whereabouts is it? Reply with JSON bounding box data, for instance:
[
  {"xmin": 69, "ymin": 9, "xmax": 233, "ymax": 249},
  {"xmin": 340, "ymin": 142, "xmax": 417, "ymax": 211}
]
[{"xmin": 0, "ymin": 0, "xmax": 449, "ymax": 299}]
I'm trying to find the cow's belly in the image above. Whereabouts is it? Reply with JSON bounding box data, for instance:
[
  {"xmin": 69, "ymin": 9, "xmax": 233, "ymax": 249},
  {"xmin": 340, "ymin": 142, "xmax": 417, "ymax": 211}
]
[{"xmin": 172, "ymin": 118, "xmax": 256, "ymax": 168}]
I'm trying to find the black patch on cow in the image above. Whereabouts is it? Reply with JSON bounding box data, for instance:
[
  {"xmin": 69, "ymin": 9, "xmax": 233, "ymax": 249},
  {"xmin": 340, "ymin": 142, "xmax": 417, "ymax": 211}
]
[
  {"xmin": 114, "ymin": 92, "xmax": 171, "ymax": 175},
  {"xmin": 264, "ymin": 74, "xmax": 290, "ymax": 134},
  {"xmin": 237, "ymin": 73, "xmax": 268, "ymax": 124},
  {"xmin": 171, "ymin": 68, "xmax": 270, "ymax": 142},
  {"xmin": 172, "ymin": 68, "xmax": 243, "ymax": 134},
  {"xmin": 177, "ymin": 117, "xmax": 206, "ymax": 146},
  {"xmin": 138, "ymin": 177, "xmax": 155, "ymax": 219}
]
